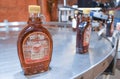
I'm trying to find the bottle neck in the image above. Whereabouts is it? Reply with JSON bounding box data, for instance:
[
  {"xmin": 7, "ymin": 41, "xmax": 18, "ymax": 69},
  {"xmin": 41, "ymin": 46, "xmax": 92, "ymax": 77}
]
[
  {"xmin": 83, "ymin": 14, "xmax": 89, "ymax": 17},
  {"xmin": 30, "ymin": 13, "xmax": 41, "ymax": 17},
  {"xmin": 108, "ymin": 15, "xmax": 114, "ymax": 22},
  {"xmin": 77, "ymin": 13, "xmax": 82, "ymax": 23},
  {"xmin": 28, "ymin": 13, "xmax": 42, "ymax": 24},
  {"xmin": 82, "ymin": 14, "xmax": 91, "ymax": 22}
]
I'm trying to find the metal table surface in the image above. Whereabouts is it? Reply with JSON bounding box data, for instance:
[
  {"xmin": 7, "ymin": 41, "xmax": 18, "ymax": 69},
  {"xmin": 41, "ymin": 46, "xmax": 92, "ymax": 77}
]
[{"xmin": 0, "ymin": 26, "xmax": 118, "ymax": 79}]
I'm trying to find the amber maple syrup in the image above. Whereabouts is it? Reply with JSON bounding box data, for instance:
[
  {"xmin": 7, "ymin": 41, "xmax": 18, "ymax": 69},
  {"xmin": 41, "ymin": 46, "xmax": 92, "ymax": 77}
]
[
  {"xmin": 106, "ymin": 10, "xmax": 114, "ymax": 37},
  {"xmin": 17, "ymin": 5, "xmax": 53, "ymax": 75},
  {"xmin": 76, "ymin": 9, "xmax": 91, "ymax": 54}
]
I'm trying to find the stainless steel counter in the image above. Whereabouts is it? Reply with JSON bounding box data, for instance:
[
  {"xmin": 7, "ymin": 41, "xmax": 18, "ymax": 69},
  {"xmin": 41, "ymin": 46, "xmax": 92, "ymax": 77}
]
[{"xmin": 0, "ymin": 26, "xmax": 118, "ymax": 79}]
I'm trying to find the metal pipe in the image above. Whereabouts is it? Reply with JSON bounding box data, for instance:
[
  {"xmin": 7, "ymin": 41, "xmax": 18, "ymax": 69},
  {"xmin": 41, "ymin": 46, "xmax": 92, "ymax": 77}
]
[{"xmin": 64, "ymin": 0, "xmax": 66, "ymax": 6}]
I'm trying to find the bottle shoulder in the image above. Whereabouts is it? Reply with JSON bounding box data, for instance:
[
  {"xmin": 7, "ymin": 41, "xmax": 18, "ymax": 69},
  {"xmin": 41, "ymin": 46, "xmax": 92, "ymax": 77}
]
[{"xmin": 18, "ymin": 24, "xmax": 52, "ymax": 42}]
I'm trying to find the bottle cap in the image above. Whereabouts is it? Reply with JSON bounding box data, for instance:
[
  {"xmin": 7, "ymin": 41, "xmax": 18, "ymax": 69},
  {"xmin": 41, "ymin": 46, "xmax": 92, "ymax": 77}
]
[
  {"xmin": 109, "ymin": 10, "xmax": 114, "ymax": 15},
  {"xmin": 83, "ymin": 9, "xmax": 90, "ymax": 14},
  {"xmin": 28, "ymin": 5, "xmax": 40, "ymax": 13},
  {"xmin": 74, "ymin": 10, "xmax": 78, "ymax": 14}
]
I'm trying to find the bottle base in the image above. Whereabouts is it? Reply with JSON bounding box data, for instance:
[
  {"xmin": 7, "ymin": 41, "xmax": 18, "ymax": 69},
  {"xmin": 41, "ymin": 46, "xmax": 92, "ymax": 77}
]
[
  {"xmin": 76, "ymin": 47, "xmax": 89, "ymax": 54},
  {"xmin": 76, "ymin": 49, "xmax": 88, "ymax": 54},
  {"xmin": 23, "ymin": 61, "xmax": 50, "ymax": 75}
]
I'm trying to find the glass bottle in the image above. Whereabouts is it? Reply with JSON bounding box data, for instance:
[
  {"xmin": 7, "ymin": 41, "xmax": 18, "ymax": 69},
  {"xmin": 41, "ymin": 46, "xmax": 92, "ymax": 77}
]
[
  {"xmin": 76, "ymin": 9, "xmax": 91, "ymax": 54},
  {"xmin": 17, "ymin": 5, "xmax": 53, "ymax": 75},
  {"xmin": 106, "ymin": 10, "xmax": 114, "ymax": 37},
  {"xmin": 76, "ymin": 12, "xmax": 82, "ymax": 49}
]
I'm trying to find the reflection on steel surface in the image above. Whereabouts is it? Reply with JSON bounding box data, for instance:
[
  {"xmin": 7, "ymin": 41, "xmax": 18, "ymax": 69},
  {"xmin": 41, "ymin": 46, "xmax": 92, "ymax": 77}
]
[{"xmin": 0, "ymin": 25, "xmax": 118, "ymax": 79}]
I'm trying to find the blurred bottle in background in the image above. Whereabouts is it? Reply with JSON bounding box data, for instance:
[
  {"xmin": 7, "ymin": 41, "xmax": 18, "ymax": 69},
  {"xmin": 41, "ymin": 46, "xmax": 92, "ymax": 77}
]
[
  {"xmin": 76, "ymin": 9, "xmax": 92, "ymax": 54},
  {"xmin": 106, "ymin": 10, "xmax": 114, "ymax": 37}
]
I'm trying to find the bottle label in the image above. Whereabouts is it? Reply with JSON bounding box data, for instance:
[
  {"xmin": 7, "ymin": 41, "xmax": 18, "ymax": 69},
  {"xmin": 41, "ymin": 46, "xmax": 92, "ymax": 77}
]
[
  {"xmin": 22, "ymin": 32, "xmax": 50, "ymax": 64},
  {"xmin": 79, "ymin": 22, "xmax": 87, "ymax": 27},
  {"xmin": 83, "ymin": 26, "xmax": 91, "ymax": 46}
]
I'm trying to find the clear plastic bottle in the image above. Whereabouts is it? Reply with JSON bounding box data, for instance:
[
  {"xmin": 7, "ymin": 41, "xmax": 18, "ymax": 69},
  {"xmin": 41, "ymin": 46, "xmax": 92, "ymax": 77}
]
[
  {"xmin": 17, "ymin": 5, "xmax": 53, "ymax": 75},
  {"xmin": 72, "ymin": 10, "xmax": 79, "ymax": 31}
]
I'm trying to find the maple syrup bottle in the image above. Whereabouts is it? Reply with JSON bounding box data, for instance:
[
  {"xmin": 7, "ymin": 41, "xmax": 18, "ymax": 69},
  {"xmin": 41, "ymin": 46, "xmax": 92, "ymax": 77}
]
[
  {"xmin": 17, "ymin": 5, "xmax": 53, "ymax": 75},
  {"xmin": 106, "ymin": 10, "xmax": 114, "ymax": 37},
  {"xmin": 76, "ymin": 12, "xmax": 82, "ymax": 50},
  {"xmin": 76, "ymin": 9, "xmax": 91, "ymax": 54}
]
